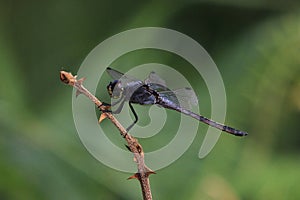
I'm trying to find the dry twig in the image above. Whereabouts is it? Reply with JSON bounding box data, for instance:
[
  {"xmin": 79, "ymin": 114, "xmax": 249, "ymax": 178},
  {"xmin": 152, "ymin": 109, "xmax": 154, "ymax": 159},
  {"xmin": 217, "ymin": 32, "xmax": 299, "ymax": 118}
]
[{"xmin": 60, "ymin": 71, "xmax": 155, "ymax": 200}]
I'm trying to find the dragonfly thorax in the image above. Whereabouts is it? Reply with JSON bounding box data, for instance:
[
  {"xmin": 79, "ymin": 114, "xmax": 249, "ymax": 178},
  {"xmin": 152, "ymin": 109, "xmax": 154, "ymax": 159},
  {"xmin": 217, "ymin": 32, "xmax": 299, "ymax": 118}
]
[{"xmin": 129, "ymin": 85, "xmax": 157, "ymax": 105}]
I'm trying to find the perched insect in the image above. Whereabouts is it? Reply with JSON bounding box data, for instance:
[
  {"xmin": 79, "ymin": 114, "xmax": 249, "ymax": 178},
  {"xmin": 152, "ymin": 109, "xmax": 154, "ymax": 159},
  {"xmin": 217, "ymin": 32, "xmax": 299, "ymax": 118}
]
[{"xmin": 104, "ymin": 67, "xmax": 248, "ymax": 136}]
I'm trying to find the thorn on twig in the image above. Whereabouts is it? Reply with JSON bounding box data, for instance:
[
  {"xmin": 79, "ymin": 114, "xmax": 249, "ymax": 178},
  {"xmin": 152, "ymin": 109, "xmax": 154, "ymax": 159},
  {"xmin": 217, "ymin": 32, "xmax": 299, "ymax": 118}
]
[
  {"xmin": 75, "ymin": 78, "xmax": 86, "ymax": 98},
  {"xmin": 98, "ymin": 113, "xmax": 108, "ymax": 123},
  {"xmin": 76, "ymin": 90, "xmax": 82, "ymax": 97},
  {"xmin": 146, "ymin": 170, "xmax": 156, "ymax": 176},
  {"xmin": 98, "ymin": 104, "xmax": 111, "ymax": 123},
  {"xmin": 77, "ymin": 77, "xmax": 86, "ymax": 84},
  {"xmin": 127, "ymin": 173, "xmax": 139, "ymax": 180},
  {"xmin": 127, "ymin": 170, "xmax": 156, "ymax": 180}
]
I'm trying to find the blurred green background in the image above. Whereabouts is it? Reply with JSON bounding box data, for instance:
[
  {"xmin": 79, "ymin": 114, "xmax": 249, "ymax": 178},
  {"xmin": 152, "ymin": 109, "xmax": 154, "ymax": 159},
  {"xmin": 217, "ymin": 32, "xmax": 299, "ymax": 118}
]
[{"xmin": 1, "ymin": 0, "xmax": 300, "ymax": 199}]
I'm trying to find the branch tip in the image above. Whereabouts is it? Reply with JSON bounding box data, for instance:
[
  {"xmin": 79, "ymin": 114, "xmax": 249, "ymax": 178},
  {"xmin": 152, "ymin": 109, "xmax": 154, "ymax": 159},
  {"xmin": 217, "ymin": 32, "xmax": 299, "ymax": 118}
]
[{"xmin": 60, "ymin": 71, "xmax": 76, "ymax": 85}]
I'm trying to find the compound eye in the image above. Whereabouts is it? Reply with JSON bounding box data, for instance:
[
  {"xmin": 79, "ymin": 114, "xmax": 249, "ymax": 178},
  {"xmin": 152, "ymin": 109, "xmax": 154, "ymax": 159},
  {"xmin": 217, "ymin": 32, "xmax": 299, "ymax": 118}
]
[
  {"xmin": 107, "ymin": 81, "xmax": 116, "ymax": 96},
  {"xmin": 108, "ymin": 87, "xmax": 113, "ymax": 96},
  {"xmin": 107, "ymin": 80, "xmax": 123, "ymax": 98}
]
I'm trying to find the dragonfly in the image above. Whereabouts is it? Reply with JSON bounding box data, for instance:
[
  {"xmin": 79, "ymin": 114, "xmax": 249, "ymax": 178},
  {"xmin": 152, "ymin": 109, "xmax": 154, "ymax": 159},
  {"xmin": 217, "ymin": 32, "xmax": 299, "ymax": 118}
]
[{"xmin": 103, "ymin": 67, "xmax": 248, "ymax": 137}]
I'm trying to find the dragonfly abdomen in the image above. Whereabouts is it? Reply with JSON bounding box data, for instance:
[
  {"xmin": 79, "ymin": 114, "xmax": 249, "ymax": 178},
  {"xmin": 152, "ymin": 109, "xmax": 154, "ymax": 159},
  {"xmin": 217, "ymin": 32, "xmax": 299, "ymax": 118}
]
[{"xmin": 158, "ymin": 100, "xmax": 247, "ymax": 137}]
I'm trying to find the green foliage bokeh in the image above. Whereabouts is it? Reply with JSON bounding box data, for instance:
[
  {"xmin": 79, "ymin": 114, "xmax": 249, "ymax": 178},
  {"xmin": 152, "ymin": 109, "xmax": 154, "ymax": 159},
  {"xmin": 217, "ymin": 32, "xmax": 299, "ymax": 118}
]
[{"xmin": 0, "ymin": 1, "xmax": 299, "ymax": 199}]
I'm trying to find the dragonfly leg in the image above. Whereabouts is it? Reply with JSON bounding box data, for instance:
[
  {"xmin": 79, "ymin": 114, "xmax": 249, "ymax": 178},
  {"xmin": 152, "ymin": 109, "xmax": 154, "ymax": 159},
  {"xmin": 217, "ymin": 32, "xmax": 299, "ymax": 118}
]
[
  {"xmin": 111, "ymin": 96, "xmax": 124, "ymax": 107},
  {"xmin": 126, "ymin": 102, "xmax": 138, "ymax": 131},
  {"xmin": 98, "ymin": 102, "xmax": 112, "ymax": 113},
  {"xmin": 97, "ymin": 100, "xmax": 124, "ymax": 123},
  {"xmin": 99, "ymin": 96, "xmax": 125, "ymax": 113},
  {"xmin": 112, "ymin": 99, "xmax": 126, "ymax": 114}
]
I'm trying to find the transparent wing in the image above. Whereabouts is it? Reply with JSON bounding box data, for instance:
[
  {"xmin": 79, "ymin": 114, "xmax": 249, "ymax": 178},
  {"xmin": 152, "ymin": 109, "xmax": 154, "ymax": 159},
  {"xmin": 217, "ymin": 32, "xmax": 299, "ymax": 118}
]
[
  {"xmin": 159, "ymin": 87, "xmax": 198, "ymax": 110},
  {"xmin": 174, "ymin": 87, "xmax": 198, "ymax": 106},
  {"xmin": 144, "ymin": 71, "xmax": 166, "ymax": 87},
  {"xmin": 106, "ymin": 67, "xmax": 125, "ymax": 79},
  {"xmin": 106, "ymin": 67, "xmax": 143, "ymax": 89}
]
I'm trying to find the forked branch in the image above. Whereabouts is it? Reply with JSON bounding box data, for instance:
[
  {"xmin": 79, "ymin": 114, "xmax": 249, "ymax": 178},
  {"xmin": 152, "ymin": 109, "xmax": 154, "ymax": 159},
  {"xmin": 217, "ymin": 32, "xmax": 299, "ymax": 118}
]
[{"xmin": 60, "ymin": 71, "xmax": 155, "ymax": 200}]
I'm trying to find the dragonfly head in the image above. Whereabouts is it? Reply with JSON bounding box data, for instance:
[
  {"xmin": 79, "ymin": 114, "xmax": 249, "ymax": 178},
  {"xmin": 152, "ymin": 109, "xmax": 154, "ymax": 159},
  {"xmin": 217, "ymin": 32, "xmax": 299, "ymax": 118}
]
[{"xmin": 107, "ymin": 80, "xmax": 124, "ymax": 98}]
